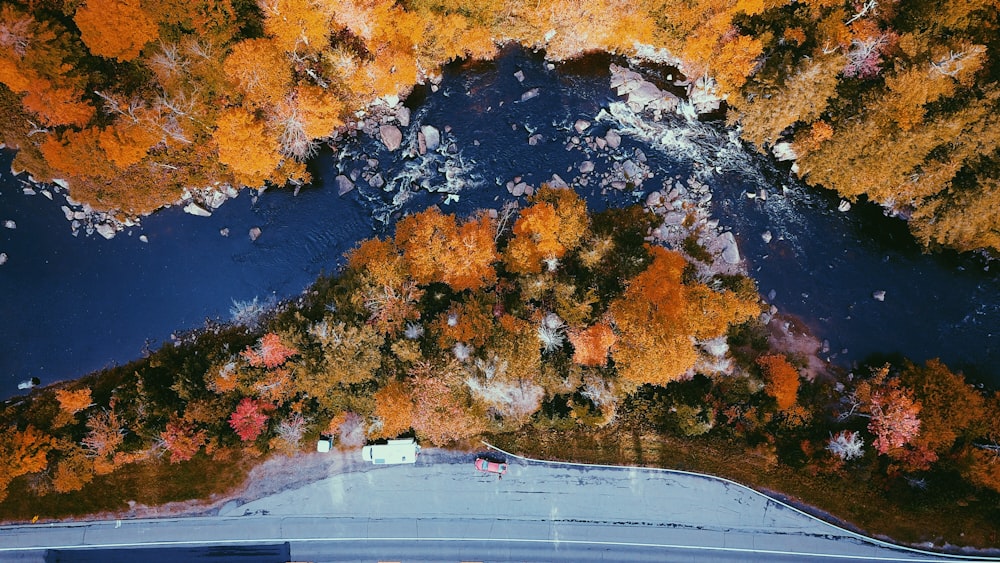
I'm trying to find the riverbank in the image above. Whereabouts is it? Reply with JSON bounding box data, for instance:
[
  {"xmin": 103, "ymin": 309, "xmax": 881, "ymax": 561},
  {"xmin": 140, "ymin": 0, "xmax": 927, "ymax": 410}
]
[{"xmin": 1, "ymin": 188, "xmax": 997, "ymax": 553}]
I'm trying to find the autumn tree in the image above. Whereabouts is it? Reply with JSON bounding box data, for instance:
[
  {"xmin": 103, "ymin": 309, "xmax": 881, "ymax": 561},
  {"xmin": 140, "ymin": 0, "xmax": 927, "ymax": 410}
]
[
  {"xmin": 295, "ymin": 321, "xmax": 383, "ymax": 409},
  {"xmin": 395, "ymin": 208, "xmax": 498, "ymax": 291},
  {"xmin": 259, "ymin": 0, "xmax": 333, "ymax": 53},
  {"xmin": 409, "ymin": 361, "xmax": 483, "ymax": 445},
  {"xmin": 74, "ymin": 0, "xmax": 158, "ymax": 62},
  {"xmin": 729, "ymin": 54, "xmax": 842, "ymax": 149},
  {"xmin": 54, "ymin": 388, "xmax": 93, "ymax": 426},
  {"xmin": 159, "ymin": 417, "xmax": 208, "ymax": 463},
  {"xmin": 503, "ymin": 186, "xmax": 589, "ymax": 274},
  {"xmin": 213, "ymin": 107, "xmax": 284, "ymax": 187},
  {"xmin": 243, "ymin": 332, "xmax": 299, "ymax": 369},
  {"xmin": 371, "ymin": 380, "xmax": 414, "ymax": 439},
  {"xmin": 0, "ymin": 425, "xmax": 55, "ymax": 501},
  {"xmin": 229, "ymin": 398, "xmax": 269, "ymax": 442},
  {"xmin": 899, "ymin": 359, "xmax": 988, "ymax": 455},
  {"xmin": 272, "ymin": 413, "xmax": 306, "ymax": 453},
  {"xmin": 79, "ymin": 409, "xmax": 125, "ymax": 475},
  {"xmin": 610, "ymin": 245, "xmax": 757, "ymax": 386},
  {"xmin": 51, "ymin": 442, "xmax": 95, "ymax": 494},
  {"xmin": 757, "ymin": 354, "xmax": 800, "ymax": 411},
  {"xmin": 568, "ymin": 322, "xmax": 617, "ymax": 367},
  {"xmin": 434, "ymin": 297, "xmax": 495, "ymax": 349},
  {"xmin": 868, "ymin": 383, "xmax": 922, "ymax": 456},
  {"xmin": 223, "ymin": 38, "xmax": 292, "ymax": 108}
]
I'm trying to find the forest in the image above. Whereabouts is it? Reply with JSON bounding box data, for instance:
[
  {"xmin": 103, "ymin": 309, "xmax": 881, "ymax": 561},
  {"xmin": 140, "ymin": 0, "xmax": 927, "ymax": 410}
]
[
  {"xmin": 1, "ymin": 189, "xmax": 998, "ymax": 548},
  {"xmin": 0, "ymin": 0, "xmax": 998, "ymax": 252}
]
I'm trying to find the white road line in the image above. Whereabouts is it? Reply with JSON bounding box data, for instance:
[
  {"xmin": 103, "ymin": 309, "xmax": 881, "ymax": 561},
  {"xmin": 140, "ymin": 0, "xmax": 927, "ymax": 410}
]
[
  {"xmin": 0, "ymin": 535, "xmax": 966, "ymax": 561},
  {"xmin": 481, "ymin": 441, "xmax": 1000, "ymax": 562}
]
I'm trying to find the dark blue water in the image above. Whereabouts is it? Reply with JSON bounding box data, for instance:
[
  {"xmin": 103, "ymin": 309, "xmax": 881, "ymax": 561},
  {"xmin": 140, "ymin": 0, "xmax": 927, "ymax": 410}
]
[{"xmin": 1, "ymin": 45, "xmax": 997, "ymax": 399}]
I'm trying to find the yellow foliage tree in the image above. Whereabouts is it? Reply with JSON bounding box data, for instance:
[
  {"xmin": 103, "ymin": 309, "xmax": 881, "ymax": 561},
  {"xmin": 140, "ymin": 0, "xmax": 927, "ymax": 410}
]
[
  {"xmin": 223, "ymin": 38, "xmax": 292, "ymax": 108},
  {"xmin": 260, "ymin": 0, "xmax": 332, "ymax": 53},
  {"xmin": 213, "ymin": 107, "xmax": 283, "ymax": 187}
]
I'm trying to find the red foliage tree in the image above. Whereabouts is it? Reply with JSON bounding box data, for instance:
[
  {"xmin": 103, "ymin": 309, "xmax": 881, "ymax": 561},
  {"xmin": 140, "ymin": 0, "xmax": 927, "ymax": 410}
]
[
  {"xmin": 160, "ymin": 418, "xmax": 208, "ymax": 463},
  {"xmin": 242, "ymin": 332, "xmax": 298, "ymax": 369},
  {"xmin": 229, "ymin": 398, "xmax": 269, "ymax": 442},
  {"xmin": 869, "ymin": 384, "xmax": 922, "ymax": 455}
]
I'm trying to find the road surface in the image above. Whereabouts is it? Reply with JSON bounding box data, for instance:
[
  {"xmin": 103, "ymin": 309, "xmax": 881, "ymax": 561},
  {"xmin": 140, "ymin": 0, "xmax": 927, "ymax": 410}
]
[{"xmin": 0, "ymin": 448, "xmax": 991, "ymax": 562}]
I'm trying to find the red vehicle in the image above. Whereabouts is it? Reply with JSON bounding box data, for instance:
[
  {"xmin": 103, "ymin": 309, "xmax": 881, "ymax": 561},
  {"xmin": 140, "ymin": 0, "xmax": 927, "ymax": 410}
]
[{"xmin": 475, "ymin": 456, "xmax": 508, "ymax": 476}]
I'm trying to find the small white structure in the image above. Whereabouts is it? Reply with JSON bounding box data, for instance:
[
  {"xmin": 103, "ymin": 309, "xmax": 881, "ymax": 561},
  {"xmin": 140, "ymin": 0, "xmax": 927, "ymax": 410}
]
[
  {"xmin": 316, "ymin": 437, "xmax": 332, "ymax": 453},
  {"xmin": 361, "ymin": 438, "xmax": 420, "ymax": 464}
]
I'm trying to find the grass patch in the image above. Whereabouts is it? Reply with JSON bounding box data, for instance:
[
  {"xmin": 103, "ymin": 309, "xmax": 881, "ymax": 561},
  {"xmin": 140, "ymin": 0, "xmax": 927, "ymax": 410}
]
[{"xmin": 0, "ymin": 452, "xmax": 251, "ymax": 522}]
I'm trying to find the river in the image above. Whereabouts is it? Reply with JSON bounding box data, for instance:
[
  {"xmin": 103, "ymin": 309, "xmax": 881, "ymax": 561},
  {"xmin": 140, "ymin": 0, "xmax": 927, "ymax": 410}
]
[{"xmin": 1, "ymin": 45, "xmax": 997, "ymax": 399}]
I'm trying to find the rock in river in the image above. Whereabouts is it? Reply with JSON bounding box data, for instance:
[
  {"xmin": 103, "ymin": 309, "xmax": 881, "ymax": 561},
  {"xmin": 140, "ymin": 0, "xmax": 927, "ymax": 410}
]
[
  {"xmin": 183, "ymin": 202, "xmax": 212, "ymax": 217},
  {"xmin": 720, "ymin": 232, "xmax": 741, "ymax": 264},
  {"xmin": 334, "ymin": 174, "xmax": 355, "ymax": 195},
  {"xmin": 379, "ymin": 125, "xmax": 402, "ymax": 151},
  {"xmin": 421, "ymin": 125, "xmax": 441, "ymax": 152},
  {"xmin": 605, "ymin": 129, "xmax": 621, "ymax": 149}
]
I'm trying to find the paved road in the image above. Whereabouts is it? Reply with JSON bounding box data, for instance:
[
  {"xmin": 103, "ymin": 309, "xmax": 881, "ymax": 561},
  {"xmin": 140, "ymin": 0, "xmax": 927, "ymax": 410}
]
[{"xmin": 0, "ymin": 449, "xmax": 989, "ymax": 562}]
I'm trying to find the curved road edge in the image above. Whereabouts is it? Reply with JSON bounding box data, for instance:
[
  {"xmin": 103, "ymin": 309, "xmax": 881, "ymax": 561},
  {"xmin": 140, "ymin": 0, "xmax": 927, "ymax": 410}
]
[{"xmin": 481, "ymin": 440, "xmax": 1000, "ymax": 562}]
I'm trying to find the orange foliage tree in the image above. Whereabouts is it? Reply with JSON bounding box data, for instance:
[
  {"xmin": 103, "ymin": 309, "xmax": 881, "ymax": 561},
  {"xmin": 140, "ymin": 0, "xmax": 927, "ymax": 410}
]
[
  {"xmin": 756, "ymin": 354, "xmax": 800, "ymax": 411},
  {"xmin": 0, "ymin": 425, "xmax": 55, "ymax": 501},
  {"xmin": 899, "ymin": 359, "xmax": 987, "ymax": 455},
  {"xmin": 223, "ymin": 38, "xmax": 292, "ymax": 108},
  {"xmin": 568, "ymin": 322, "xmax": 617, "ymax": 367},
  {"xmin": 395, "ymin": 207, "xmax": 455, "ymax": 284},
  {"xmin": 395, "ymin": 208, "xmax": 498, "ymax": 291},
  {"xmin": 371, "ymin": 380, "xmax": 414, "ymax": 439},
  {"xmin": 610, "ymin": 245, "xmax": 757, "ymax": 386},
  {"xmin": 51, "ymin": 442, "xmax": 94, "ymax": 494},
  {"xmin": 55, "ymin": 388, "xmax": 93, "ymax": 415},
  {"xmin": 74, "ymin": 0, "xmax": 158, "ymax": 62},
  {"xmin": 21, "ymin": 82, "xmax": 95, "ymax": 128},
  {"xmin": 503, "ymin": 186, "xmax": 588, "ymax": 274},
  {"xmin": 259, "ymin": 0, "xmax": 332, "ymax": 53}
]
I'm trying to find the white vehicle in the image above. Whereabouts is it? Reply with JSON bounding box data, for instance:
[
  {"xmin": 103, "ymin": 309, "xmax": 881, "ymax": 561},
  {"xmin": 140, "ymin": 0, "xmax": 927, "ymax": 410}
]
[{"xmin": 361, "ymin": 438, "xmax": 420, "ymax": 464}]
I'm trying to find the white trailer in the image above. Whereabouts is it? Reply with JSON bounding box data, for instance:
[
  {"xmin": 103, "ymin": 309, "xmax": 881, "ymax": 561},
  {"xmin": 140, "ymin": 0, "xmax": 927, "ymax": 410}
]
[{"xmin": 361, "ymin": 438, "xmax": 420, "ymax": 464}]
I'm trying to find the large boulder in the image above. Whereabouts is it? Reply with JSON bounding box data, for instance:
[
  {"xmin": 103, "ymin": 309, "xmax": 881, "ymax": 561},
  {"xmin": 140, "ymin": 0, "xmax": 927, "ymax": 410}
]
[
  {"xmin": 379, "ymin": 125, "xmax": 403, "ymax": 151},
  {"xmin": 421, "ymin": 125, "xmax": 441, "ymax": 152},
  {"xmin": 720, "ymin": 232, "xmax": 741, "ymax": 264},
  {"xmin": 183, "ymin": 203, "xmax": 212, "ymax": 217},
  {"xmin": 335, "ymin": 175, "xmax": 355, "ymax": 195}
]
